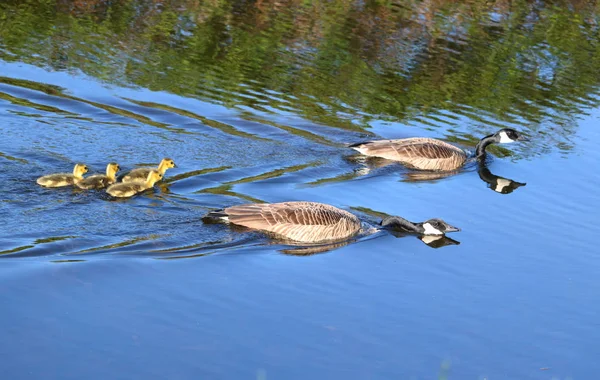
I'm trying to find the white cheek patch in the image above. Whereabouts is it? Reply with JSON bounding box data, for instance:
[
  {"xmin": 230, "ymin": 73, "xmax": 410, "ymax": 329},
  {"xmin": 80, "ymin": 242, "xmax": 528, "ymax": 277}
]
[
  {"xmin": 498, "ymin": 131, "xmax": 515, "ymax": 143},
  {"xmin": 421, "ymin": 235, "xmax": 442, "ymax": 244},
  {"xmin": 423, "ymin": 223, "xmax": 443, "ymax": 235},
  {"xmin": 494, "ymin": 178, "xmax": 511, "ymax": 192}
]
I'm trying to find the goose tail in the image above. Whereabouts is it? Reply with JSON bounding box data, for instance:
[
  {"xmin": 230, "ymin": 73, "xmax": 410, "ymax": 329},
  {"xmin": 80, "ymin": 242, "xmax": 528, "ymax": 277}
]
[
  {"xmin": 348, "ymin": 141, "xmax": 368, "ymax": 148},
  {"xmin": 203, "ymin": 209, "xmax": 230, "ymax": 223}
]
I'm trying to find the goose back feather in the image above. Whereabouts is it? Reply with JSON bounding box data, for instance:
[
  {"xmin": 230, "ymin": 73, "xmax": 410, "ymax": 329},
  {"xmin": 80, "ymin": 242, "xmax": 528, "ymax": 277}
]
[
  {"xmin": 351, "ymin": 138, "xmax": 467, "ymax": 171},
  {"xmin": 76, "ymin": 174, "xmax": 115, "ymax": 189},
  {"xmin": 122, "ymin": 168, "xmax": 153, "ymax": 183},
  {"xmin": 215, "ymin": 201, "xmax": 362, "ymax": 243}
]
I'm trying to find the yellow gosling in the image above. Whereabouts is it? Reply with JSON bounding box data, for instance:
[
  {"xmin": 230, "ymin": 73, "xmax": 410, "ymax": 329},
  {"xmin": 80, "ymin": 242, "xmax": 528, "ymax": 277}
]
[
  {"xmin": 121, "ymin": 158, "xmax": 175, "ymax": 183},
  {"xmin": 76, "ymin": 163, "xmax": 120, "ymax": 190},
  {"xmin": 36, "ymin": 163, "xmax": 88, "ymax": 188},
  {"xmin": 106, "ymin": 170, "xmax": 163, "ymax": 198}
]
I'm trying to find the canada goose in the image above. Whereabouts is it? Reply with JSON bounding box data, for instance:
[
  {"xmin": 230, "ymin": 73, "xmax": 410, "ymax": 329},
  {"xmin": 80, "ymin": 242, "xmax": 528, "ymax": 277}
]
[
  {"xmin": 349, "ymin": 128, "xmax": 528, "ymax": 171},
  {"xmin": 205, "ymin": 201, "xmax": 460, "ymax": 243},
  {"xmin": 106, "ymin": 170, "xmax": 162, "ymax": 198},
  {"xmin": 121, "ymin": 158, "xmax": 175, "ymax": 183},
  {"xmin": 36, "ymin": 163, "xmax": 88, "ymax": 187},
  {"xmin": 478, "ymin": 166, "xmax": 526, "ymax": 194},
  {"xmin": 76, "ymin": 163, "xmax": 120, "ymax": 190}
]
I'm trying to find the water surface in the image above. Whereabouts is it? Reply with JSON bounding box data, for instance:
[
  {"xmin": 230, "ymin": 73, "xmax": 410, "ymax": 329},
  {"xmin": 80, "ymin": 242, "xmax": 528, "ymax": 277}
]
[{"xmin": 1, "ymin": 1, "xmax": 599, "ymax": 379}]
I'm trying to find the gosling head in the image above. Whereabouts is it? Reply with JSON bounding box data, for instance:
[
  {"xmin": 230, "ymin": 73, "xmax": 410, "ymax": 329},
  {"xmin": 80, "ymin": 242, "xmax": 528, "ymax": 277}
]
[
  {"xmin": 106, "ymin": 162, "xmax": 120, "ymax": 177},
  {"xmin": 419, "ymin": 218, "xmax": 461, "ymax": 235},
  {"xmin": 158, "ymin": 158, "xmax": 176, "ymax": 173},
  {"xmin": 146, "ymin": 170, "xmax": 163, "ymax": 186},
  {"xmin": 494, "ymin": 128, "xmax": 528, "ymax": 144},
  {"xmin": 73, "ymin": 163, "xmax": 88, "ymax": 178}
]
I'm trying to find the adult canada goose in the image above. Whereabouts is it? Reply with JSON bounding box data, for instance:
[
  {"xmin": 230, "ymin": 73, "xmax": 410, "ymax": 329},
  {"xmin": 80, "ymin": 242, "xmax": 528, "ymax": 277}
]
[
  {"xmin": 36, "ymin": 163, "xmax": 88, "ymax": 187},
  {"xmin": 121, "ymin": 158, "xmax": 175, "ymax": 183},
  {"xmin": 478, "ymin": 166, "xmax": 526, "ymax": 194},
  {"xmin": 106, "ymin": 170, "xmax": 162, "ymax": 198},
  {"xmin": 349, "ymin": 128, "xmax": 528, "ymax": 171},
  {"xmin": 76, "ymin": 163, "xmax": 120, "ymax": 190},
  {"xmin": 205, "ymin": 201, "xmax": 460, "ymax": 243}
]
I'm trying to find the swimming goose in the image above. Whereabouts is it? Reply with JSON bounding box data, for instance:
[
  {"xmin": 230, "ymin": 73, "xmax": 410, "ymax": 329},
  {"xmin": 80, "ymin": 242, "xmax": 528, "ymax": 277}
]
[
  {"xmin": 76, "ymin": 163, "xmax": 120, "ymax": 190},
  {"xmin": 205, "ymin": 201, "xmax": 459, "ymax": 243},
  {"xmin": 349, "ymin": 128, "xmax": 527, "ymax": 171},
  {"xmin": 36, "ymin": 163, "xmax": 88, "ymax": 187},
  {"xmin": 121, "ymin": 158, "xmax": 175, "ymax": 183},
  {"xmin": 106, "ymin": 170, "xmax": 162, "ymax": 198}
]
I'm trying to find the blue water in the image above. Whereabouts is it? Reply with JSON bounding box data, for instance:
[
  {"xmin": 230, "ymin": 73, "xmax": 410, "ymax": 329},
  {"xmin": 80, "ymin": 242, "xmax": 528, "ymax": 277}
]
[{"xmin": 2, "ymin": 2, "xmax": 600, "ymax": 379}]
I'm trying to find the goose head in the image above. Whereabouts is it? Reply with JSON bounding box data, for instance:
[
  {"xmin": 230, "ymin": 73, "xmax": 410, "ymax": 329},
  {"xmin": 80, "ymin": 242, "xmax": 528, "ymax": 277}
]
[
  {"xmin": 73, "ymin": 163, "xmax": 88, "ymax": 178},
  {"xmin": 106, "ymin": 162, "xmax": 120, "ymax": 177},
  {"xmin": 158, "ymin": 158, "xmax": 176, "ymax": 173},
  {"xmin": 146, "ymin": 170, "xmax": 164, "ymax": 186},
  {"xmin": 494, "ymin": 128, "xmax": 528, "ymax": 144},
  {"xmin": 418, "ymin": 218, "xmax": 461, "ymax": 235}
]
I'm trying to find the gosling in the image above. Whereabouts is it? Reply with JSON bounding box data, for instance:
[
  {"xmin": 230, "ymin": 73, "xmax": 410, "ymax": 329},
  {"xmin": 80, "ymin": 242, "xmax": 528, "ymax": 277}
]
[
  {"xmin": 121, "ymin": 158, "xmax": 175, "ymax": 183},
  {"xmin": 106, "ymin": 170, "xmax": 163, "ymax": 198},
  {"xmin": 76, "ymin": 163, "xmax": 120, "ymax": 190},
  {"xmin": 36, "ymin": 163, "xmax": 88, "ymax": 187}
]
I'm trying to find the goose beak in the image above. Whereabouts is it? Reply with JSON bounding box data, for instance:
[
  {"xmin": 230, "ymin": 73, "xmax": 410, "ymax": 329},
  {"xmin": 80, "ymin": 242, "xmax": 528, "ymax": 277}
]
[
  {"xmin": 517, "ymin": 135, "xmax": 529, "ymax": 142},
  {"xmin": 445, "ymin": 225, "xmax": 461, "ymax": 233}
]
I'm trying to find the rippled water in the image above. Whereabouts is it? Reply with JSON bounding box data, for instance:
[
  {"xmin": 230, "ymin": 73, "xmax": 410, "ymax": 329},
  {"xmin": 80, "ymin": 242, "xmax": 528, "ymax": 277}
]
[{"xmin": 2, "ymin": 1, "xmax": 600, "ymax": 379}]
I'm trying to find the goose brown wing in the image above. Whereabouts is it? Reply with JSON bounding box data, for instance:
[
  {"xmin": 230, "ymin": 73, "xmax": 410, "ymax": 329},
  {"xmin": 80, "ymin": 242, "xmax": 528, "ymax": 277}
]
[
  {"xmin": 223, "ymin": 202, "xmax": 362, "ymax": 242},
  {"xmin": 353, "ymin": 138, "xmax": 466, "ymax": 170}
]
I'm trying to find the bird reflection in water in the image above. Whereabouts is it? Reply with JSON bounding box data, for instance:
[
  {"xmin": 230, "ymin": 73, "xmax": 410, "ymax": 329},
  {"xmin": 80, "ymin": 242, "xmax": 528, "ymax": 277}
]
[
  {"xmin": 277, "ymin": 239, "xmax": 356, "ymax": 256},
  {"xmin": 478, "ymin": 166, "xmax": 526, "ymax": 194},
  {"xmin": 388, "ymin": 229, "xmax": 461, "ymax": 249}
]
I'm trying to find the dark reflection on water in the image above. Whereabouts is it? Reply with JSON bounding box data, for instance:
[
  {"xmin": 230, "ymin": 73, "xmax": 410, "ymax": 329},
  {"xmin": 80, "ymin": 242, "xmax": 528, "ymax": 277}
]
[
  {"xmin": 478, "ymin": 165, "xmax": 527, "ymax": 194},
  {"xmin": 1, "ymin": 0, "xmax": 599, "ymax": 146},
  {"xmin": 1, "ymin": 1, "xmax": 600, "ymax": 379}
]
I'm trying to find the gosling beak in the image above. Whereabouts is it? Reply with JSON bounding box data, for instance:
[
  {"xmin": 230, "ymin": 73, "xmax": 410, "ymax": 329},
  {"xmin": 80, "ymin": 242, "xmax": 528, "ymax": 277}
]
[
  {"xmin": 517, "ymin": 135, "xmax": 529, "ymax": 142},
  {"xmin": 445, "ymin": 225, "xmax": 461, "ymax": 233}
]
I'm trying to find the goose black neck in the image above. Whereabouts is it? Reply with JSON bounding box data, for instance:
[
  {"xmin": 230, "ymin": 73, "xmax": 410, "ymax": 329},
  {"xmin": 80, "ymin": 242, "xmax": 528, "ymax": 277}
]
[
  {"xmin": 381, "ymin": 216, "xmax": 424, "ymax": 234},
  {"xmin": 475, "ymin": 135, "xmax": 497, "ymax": 159}
]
